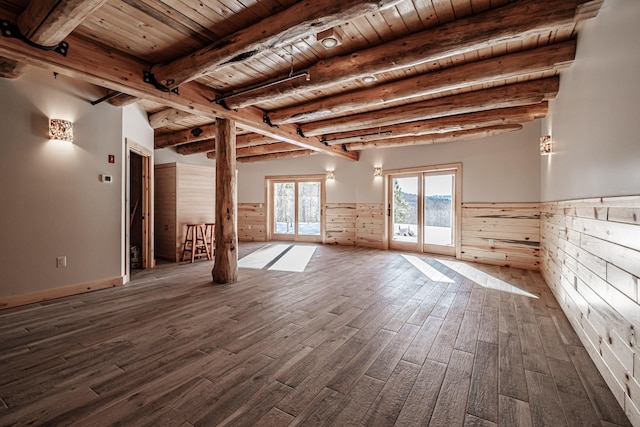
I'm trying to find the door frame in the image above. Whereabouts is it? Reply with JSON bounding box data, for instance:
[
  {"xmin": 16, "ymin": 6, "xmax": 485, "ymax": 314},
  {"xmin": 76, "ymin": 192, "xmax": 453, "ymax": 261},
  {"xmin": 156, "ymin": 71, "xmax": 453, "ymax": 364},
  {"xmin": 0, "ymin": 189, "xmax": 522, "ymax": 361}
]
[
  {"xmin": 384, "ymin": 162, "xmax": 462, "ymax": 258},
  {"xmin": 124, "ymin": 138, "xmax": 154, "ymax": 282},
  {"xmin": 265, "ymin": 174, "xmax": 326, "ymax": 243}
]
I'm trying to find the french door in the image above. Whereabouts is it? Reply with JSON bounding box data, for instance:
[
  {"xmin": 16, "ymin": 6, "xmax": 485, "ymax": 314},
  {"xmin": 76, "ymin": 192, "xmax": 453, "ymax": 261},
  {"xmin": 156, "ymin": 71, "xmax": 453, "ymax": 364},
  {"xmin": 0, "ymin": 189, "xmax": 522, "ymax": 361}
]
[
  {"xmin": 388, "ymin": 164, "xmax": 460, "ymax": 256},
  {"xmin": 269, "ymin": 177, "xmax": 324, "ymax": 242}
]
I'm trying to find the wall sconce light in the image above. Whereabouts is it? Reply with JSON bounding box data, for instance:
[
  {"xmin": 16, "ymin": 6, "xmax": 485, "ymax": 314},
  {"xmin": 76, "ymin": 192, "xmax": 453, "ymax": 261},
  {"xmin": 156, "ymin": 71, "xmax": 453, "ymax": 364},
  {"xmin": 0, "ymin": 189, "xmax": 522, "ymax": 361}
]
[
  {"xmin": 373, "ymin": 167, "xmax": 382, "ymax": 177},
  {"xmin": 49, "ymin": 119, "xmax": 73, "ymax": 142},
  {"xmin": 317, "ymin": 28, "xmax": 341, "ymax": 49},
  {"xmin": 326, "ymin": 170, "xmax": 335, "ymax": 180},
  {"xmin": 540, "ymin": 135, "xmax": 551, "ymax": 155}
]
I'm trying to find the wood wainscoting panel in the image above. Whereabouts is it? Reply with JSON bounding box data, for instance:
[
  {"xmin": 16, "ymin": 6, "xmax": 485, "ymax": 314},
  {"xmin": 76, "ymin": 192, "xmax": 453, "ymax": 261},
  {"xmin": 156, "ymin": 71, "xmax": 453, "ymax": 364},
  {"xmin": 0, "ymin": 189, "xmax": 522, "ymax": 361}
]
[
  {"xmin": 238, "ymin": 203, "xmax": 267, "ymax": 242},
  {"xmin": 461, "ymin": 203, "xmax": 540, "ymax": 270},
  {"xmin": 356, "ymin": 203, "xmax": 385, "ymax": 249},
  {"xmin": 326, "ymin": 203, "xmax": 356, "ymax": 245},
  {"xmin": 155, "ymin": 163, "xmax": 215, "ymax": 261},
  {"xmin": 541, "ymin": 196, "xmax": 640, "ymax": 426}
]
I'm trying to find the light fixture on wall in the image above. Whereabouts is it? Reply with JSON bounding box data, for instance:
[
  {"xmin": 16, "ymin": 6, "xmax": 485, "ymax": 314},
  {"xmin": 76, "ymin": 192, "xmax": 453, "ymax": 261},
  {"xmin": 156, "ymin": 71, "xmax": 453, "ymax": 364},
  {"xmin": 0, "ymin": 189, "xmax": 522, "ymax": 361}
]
[
  {"xmin": 540, "ymin": 135, "xmax": 552, "ymax": 155},
  {"xmin": 362, "ymin": 75, "xmax": 376, "ymax": 84},
  {"xmin": 317, "ymin": 28, "xmax": 341, "ymax": 49},
  {"xmin": 49, "ymin": 118, "xmax": 73, "ymax": 142},
  {"xmin": 326, "ymin": 170, "xmax": 335, "ymax": 180},
  {"xmin": 373, "ymin": 167, "xmax": 382, "ymax": 177}
]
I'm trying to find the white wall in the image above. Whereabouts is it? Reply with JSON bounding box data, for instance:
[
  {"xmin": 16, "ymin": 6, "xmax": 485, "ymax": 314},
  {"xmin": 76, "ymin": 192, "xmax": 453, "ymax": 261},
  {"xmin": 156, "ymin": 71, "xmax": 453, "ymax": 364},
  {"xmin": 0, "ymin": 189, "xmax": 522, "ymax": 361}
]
[
  {"xmin": 122, "ymin": 104, "xmax": 154, "ymax": 151},
  {"xmin": 236, "ymin": 121, "xmax": 541, "ymax": 204},
  {"xmin": 541, "ymin": 0, "xmax": 640, "ymax": 201},
  {"xmin": 155, "ymin": 146, "xmax": 214, "ymax": 166},
  {"xmin": 0, "ymin": 69, "xmax": 124, "ymax": 298}
]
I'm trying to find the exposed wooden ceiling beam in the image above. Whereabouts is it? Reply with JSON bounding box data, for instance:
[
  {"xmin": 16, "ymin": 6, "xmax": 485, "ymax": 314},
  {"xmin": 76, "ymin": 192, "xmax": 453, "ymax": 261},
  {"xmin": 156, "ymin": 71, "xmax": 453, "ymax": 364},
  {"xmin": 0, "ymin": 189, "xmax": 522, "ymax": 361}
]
[
  {"xmin": 234, "ymin": 150, "xmax": 318, "ymax": 163},
  {"xmin": 108, "ymin": 93, "xmax": 139, "ymax": 107},
  {"xmin": 301, "ymin": 77, "xmax": 558, "ymax": 137},
  {"xmin": 236, "ymin": 142, "xmax": 301, "ymax": 157},
  {"xmin": 148, "ymin": 108, "xmax": 197, "ymax": 129},
  {"xmin": 224, "ymin": 0, "xmax": 582, "ymax": 109},
  {"xmin": 0, "ymin": 0, "xmax": 108, "ymax": 79},
  {"xmin": 175, "ymin": 134, "xmax": 278, "ymax": 155},
  {"xmin": 149, "ymin": 0, "xmax": 404, "ymax": 90},
  {"xmin": 156, "ymin": 123, "xmax": 218, "ymax": 148},
  {"xmin": 0, "ymin": 30, "xmax": 358, "ymax": 161},
  {"xmin": 344, "ymin": 125, "xmax": 524, "ymax": 150},
  {"xmin": 322, "ymin": 104, "xmax": 548, "ymax": 145},
  {"xmin": 269, "ymin": 41, "xmax": 576, "ymax": 125}
]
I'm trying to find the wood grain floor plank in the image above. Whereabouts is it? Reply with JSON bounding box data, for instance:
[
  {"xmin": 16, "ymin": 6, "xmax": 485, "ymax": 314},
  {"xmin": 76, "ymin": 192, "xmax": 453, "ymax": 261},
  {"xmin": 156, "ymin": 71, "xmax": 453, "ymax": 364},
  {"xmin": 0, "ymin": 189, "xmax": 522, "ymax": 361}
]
[
  {"xmin": 525, "ymin": 369, "xmax": 568, "ymax": 427},
  {"xmin": 518, "ymin": 322, "xmax": 550, "ymax": 375},
  {"xmin": 455, "ymin": 310, "xmax": 482, "ymax": 353},
  {"xmin": 548, "ymin": 358, "xmax": 601, "ymax": 427},
  {"xmin": 499, "ymin": 395, "xmax": 533, "ymax": 427},
  {"xmin": 566, "ymin": 345, "xmax": 632, "ymax": 427},
  {"xmin": 394, "ymin": 359, "xmax": 447, "ymax": 426},
  {"xmin": 362, "ymin": 360, "xmax": 421, "ymax": 426},
  {"xmin": 429, "ymin": 349, "xmax": 475, "ymax": 426},
  {"xmin": 478, "ymin": 306, "xmax": 499, "ymax": 344},
  {"xmin": 402, "ymin": 315, "xmax": 443, "ymax": 365},
  {"xmin": 0, "ymin": 243, "xmax": 630, "ymax": 427},
  {"xmin": 468, "ymin": 341, "xmax": 499, "ymax": 422},
  {"xmin": 465, "ymin": 414, "xmax": 499, "ymax": 427},
  {"xmin": 499, "ymin": 332, "xmax": 529, "ymax": 402}
]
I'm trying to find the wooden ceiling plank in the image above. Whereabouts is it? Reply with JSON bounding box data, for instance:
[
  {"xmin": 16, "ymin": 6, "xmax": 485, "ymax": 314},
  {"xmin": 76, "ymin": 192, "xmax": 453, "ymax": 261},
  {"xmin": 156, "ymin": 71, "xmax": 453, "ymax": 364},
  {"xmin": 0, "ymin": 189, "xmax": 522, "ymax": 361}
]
[
  {"xmin": 269, "ymin": 40, "xmax": 575, "ymax": 125},
  {"xmin": 345, "ymin": 124, "xmax": 524, "ymax": 150},
  {"xmin": 324, "ymin": 103, "xmax": 548, "ymax": 144},
  {"xmin": 301, "ymin": 77, "xmax": 558, "ymax": 137},
  {"xmin": 0, "ymin": 29, "xmax": 357, "ymax": 161},
  {"xmin": 224, "ymin": 0, "xmax": 583, "ymax": 109},
  {"xmin": 0, "ymin": 0, "xmax": 108, "ymax": 78},
  {"xmin": 149, "ymin": 0, "xmax": 405, "ymax": 89}
]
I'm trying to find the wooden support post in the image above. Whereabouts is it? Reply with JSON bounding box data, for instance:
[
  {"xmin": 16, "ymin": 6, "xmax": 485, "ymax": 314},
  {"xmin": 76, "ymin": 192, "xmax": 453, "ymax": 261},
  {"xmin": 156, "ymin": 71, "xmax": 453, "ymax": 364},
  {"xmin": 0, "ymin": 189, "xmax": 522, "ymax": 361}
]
[{"xmin": 212, "ymin": 118, "xmax": 238, "ymax": 284}]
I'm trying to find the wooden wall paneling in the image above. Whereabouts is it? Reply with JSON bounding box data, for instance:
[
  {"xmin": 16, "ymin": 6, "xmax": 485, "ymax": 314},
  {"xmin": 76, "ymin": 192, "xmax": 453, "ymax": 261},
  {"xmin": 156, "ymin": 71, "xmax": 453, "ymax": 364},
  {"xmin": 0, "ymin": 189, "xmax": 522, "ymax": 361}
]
[
  {"xmin": 154, "ymin": 163, "xmax": 215, "ymax": 261},
  {"xmin": 540, "ymin": 196, "xmax": 640, "ymax": 425},
  {"xmin": 356, "ymin": 203, "xmax": 385, "ymax": 249},
  {"xmin": 325, "ymin": 203, "xmax": 357, "ymax": 246},
  {"xmin": 153, "ymin": 163, "xmax": 177, "ymax": 261},
  {"xmin": 177, "ymin": 164, "xmax": 216, "ymax": 261},
  {"xmin": 461, "ymin": 203, "xmax": 541, "ymax": 270},
  {"xmin": 238, "ymin": 203, "xmax": 267, "ymax": 242}
]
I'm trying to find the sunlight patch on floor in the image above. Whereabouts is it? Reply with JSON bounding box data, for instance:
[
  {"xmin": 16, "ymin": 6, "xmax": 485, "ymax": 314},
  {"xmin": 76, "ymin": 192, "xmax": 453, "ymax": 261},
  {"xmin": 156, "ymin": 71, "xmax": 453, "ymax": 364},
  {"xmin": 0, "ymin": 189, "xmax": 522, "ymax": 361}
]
[
  {"xmin": 269, "ymin": 245, "xmax": 316, "ymax": 272},
  {"xmin": 238, "ymin": 244, "xmax": 291, "ymax": 269},
  {"xmin": 401, "ymin": 254, "xmax": 455, "ymax": 283},
  {"xmin": 435, "ymin": 259, "xmax": 539, "ymax": 298},
  {"xmin": 239, "ymin": 244, "xmax": 316, "ymax": 272}
]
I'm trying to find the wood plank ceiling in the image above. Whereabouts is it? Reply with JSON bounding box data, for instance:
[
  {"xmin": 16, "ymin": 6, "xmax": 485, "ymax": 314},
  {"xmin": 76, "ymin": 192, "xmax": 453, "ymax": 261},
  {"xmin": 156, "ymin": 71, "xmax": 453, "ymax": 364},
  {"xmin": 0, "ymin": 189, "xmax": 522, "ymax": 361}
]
[{"xmin": 0, "ymin": 0, "xmax": 602, "ymax": 163}]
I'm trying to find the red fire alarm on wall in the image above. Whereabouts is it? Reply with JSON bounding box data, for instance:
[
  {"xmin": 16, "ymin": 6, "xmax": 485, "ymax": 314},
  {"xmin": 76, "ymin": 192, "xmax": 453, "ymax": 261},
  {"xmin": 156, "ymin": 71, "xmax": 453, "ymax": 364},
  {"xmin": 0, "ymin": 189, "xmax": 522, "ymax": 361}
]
[{"xmin": 108, "ymin": 154, "xmax": 115, "ymax": 163}]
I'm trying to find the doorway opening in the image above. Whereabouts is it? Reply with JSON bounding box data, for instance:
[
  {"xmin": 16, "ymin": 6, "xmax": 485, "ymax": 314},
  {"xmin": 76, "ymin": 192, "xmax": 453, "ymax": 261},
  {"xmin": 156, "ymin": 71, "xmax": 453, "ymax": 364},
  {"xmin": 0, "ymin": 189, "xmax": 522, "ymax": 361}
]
[
  {"xmin": 266, "ymin": 175, "xmax": 325, "ymax": 243},
  {"xmin": 125, "ymin": 139, "xmax": 154, "ymax": 282},
  {"xmin": 387, "ymin": 163, "xmax": 461, "ymax": 257}
]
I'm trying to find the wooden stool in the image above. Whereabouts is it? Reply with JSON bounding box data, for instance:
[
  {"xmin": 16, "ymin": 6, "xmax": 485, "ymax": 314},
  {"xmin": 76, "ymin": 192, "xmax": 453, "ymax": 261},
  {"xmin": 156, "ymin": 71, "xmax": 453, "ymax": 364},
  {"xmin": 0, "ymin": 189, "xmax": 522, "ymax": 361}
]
[
  {"xmin": 204, "ymin": 223, "xmax": 215, "ymax": 256},
  {"xmin": 181, "ymin": 224, "xmax": 211, "ymax": 263}
]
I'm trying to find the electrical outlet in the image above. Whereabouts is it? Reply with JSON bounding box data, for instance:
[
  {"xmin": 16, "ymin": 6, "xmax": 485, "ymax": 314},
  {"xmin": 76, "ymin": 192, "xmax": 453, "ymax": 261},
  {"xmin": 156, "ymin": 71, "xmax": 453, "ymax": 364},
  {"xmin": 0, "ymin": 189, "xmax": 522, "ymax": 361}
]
[
  {"xmin": 488, "ymin": 239, "xmax": 494, "ymax": 247},
  {"xmin": 56, "ymin": 256, "xmax": 67, "ymax": 268},
  {"xmin": 248, "ymin": 225, "xmax": 252, "ymax": 230}
]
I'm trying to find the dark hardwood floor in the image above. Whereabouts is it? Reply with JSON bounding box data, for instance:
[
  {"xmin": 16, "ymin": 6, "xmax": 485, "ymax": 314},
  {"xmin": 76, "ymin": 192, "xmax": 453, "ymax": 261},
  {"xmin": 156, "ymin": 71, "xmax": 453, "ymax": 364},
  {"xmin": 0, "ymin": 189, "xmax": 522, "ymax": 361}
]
[{"xmin": 0, "ymin": 243, "xmax": 632, "ymax": 426}]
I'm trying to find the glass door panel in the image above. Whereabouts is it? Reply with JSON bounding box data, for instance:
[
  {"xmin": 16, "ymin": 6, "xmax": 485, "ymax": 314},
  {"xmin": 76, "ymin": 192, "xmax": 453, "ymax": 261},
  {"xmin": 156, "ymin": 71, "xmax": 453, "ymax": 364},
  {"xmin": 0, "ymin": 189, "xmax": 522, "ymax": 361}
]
[
  {"xmin": 298, "ymin": 181, "xmax": 321, "ymax": 236},
  {"xmin": 391, "ymin": 176, "xmax": 419, "ymax": 247},
  {"xmin": 271, "ymin": 179, "xmax": 323, "ymax": 242},
  {"xmin": 273, "ymin": 182, "xmax": 295, "ymax": 235},
  {"xmin": 424, "ymin": 173, "xmax": 454, "ymax": 247}
]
